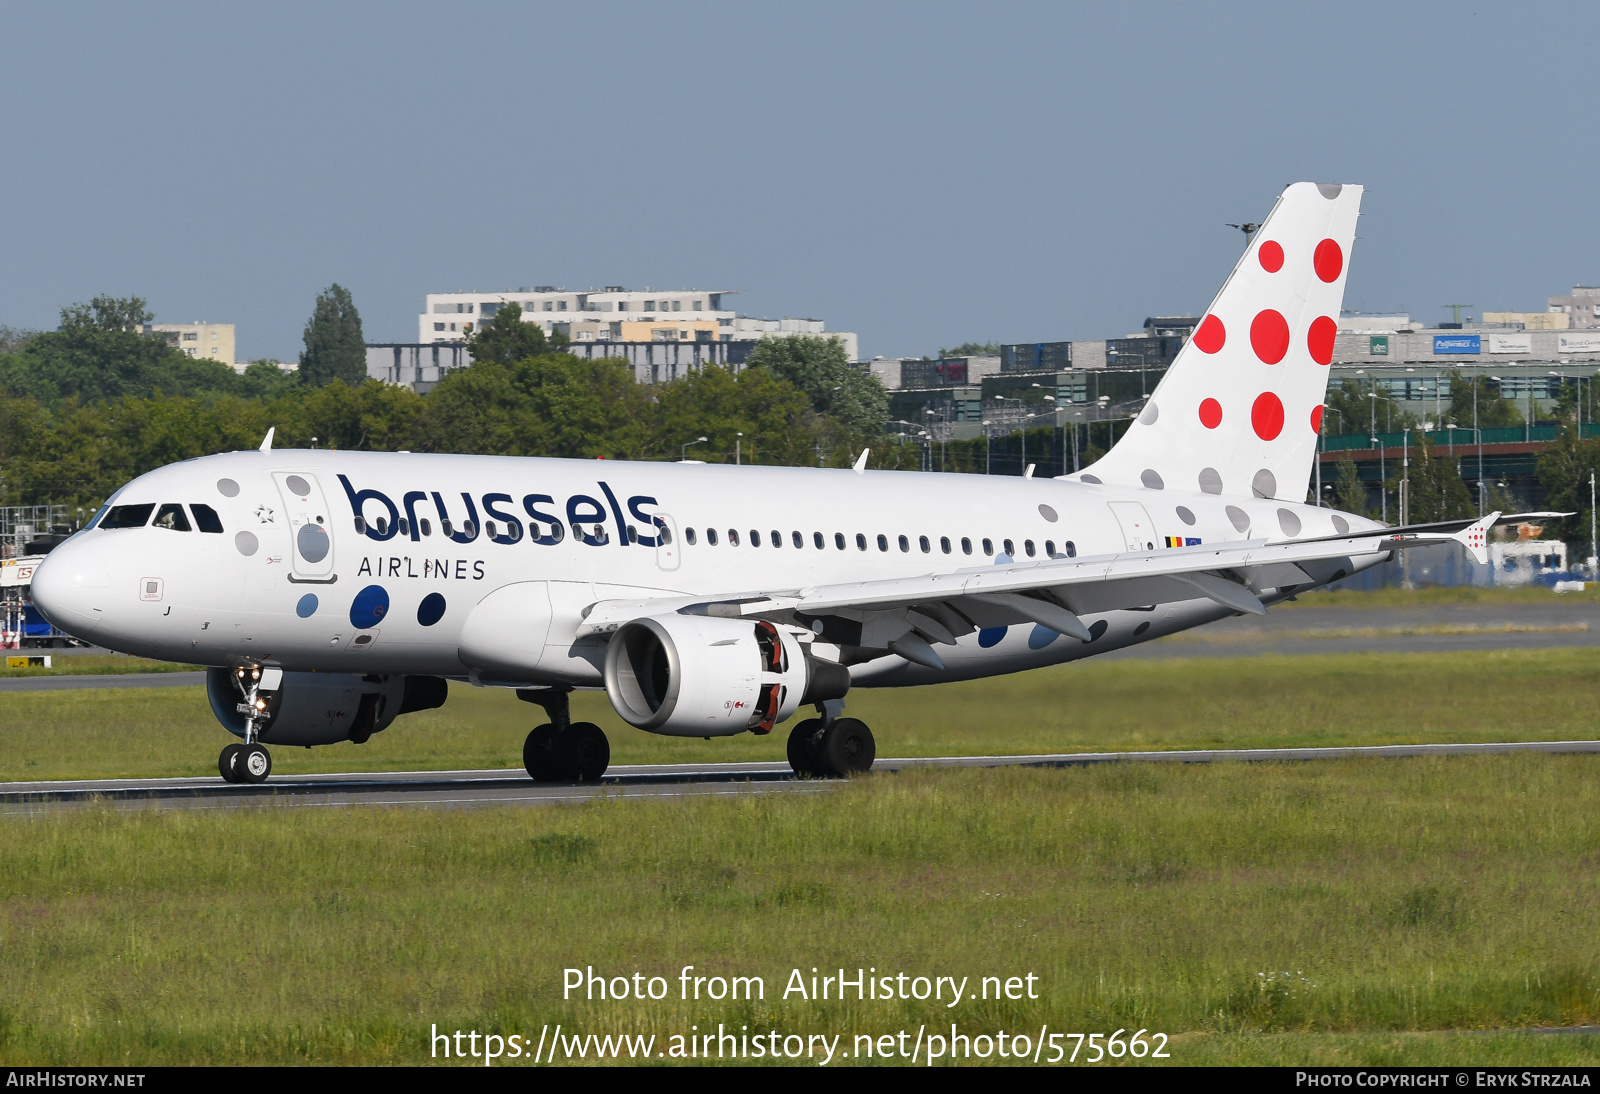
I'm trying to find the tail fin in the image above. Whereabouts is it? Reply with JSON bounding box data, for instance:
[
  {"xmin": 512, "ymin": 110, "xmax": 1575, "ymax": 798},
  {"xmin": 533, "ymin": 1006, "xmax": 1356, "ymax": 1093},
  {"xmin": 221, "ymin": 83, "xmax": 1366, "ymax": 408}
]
[{"xmin": 1072, "ymin": 182, "xmax": 1363, "ymax": 501}]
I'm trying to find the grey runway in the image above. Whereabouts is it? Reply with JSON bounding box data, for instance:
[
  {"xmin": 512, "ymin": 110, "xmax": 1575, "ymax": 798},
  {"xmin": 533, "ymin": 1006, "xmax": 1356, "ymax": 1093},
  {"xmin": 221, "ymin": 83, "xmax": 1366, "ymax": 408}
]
[
  {"xmin": 4, "ymin": 739, "xmax": 1596, "ymax": 814},
  {"xmin": 0, "ymin": 671, "xmax": 206, "ymax": 692},
  {"xmin": 1101, "ymin": 600, "xmax": 1600, "ymax": 659}
]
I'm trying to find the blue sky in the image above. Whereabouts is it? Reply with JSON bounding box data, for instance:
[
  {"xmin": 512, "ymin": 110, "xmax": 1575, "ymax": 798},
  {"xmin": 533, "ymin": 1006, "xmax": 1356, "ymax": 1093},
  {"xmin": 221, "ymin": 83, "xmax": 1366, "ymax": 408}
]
[{"xmin": 1, "ymin": 2, "xmax": 1595, "ymax": 362}]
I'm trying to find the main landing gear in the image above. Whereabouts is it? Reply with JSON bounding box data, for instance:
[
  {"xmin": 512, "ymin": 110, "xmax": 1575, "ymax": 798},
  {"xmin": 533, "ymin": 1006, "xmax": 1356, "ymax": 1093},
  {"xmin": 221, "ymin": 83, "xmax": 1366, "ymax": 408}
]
[
  {"xmin": 518, "ymin": 688, "xmax": 610, "ymax": 782},
  {"xmin": 220, "ymin": 665, "xmax": 273, "ymax": 784},
  {"xmin": 787, "ymin": 706, "xmax": 876, "ymax": 778}
]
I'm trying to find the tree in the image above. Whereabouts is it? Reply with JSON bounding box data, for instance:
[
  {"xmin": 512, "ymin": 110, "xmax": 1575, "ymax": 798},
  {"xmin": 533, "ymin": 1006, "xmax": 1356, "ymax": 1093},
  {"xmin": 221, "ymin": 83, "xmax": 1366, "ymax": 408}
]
[
  {"xmin": 1333, "ymin": 455, "xmax": 1368, "ymax": 516},
  {"xmin": 1536, "ymin": 427, "xmax": 1600, "ymax": 549},
  {"xmin": 58, "ymin": 294, "xmax": 153, "ymax": 332},
  {"xmin": 465, "ymin": 302, "xmax": 549, "ymax": 366},
  {"xmin": 1448, "ymin": 373, "xmax": 1523, "ymax": 431},
  {"xmin": 939, "ymin": 341, "xmax": 1001, "ymax": 357},
  {"xmin": 0, "ymin": 295, "xmax": 237, "ymax": 407},
  {"xmin": 1405, "ymin": 435, "xmax": 1475, "ymax": 523},
  {"xmin": 1324, "ymin": 377, "xmax": 1418, "ymax": 438},
  {"xmin": 745, "ymin": 334, "xmax": 887, "ymax": 439},
  {"xmin": 299, "ymin": 284, "xmax": 366, "ymax": 387}
]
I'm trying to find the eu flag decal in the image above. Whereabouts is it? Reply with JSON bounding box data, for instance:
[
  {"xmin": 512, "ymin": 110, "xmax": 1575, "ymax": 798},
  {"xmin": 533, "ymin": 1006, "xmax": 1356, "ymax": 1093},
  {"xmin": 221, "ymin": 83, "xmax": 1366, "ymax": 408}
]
[{"xmin": 1165, "ymin": 536, "xmax": 1202, "ymax": 547}]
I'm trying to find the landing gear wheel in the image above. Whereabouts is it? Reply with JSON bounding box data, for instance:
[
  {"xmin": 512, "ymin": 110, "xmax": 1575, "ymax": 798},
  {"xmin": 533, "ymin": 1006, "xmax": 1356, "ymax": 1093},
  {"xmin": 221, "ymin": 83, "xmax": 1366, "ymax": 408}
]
[
  {"xmin": 558, "ymin": 722, "xmax": 610, "ymax": 781},
  {"xmin": 523, "ymin": 724, "xmax": 561, "ymax": 781},
  {"xmin": 219, "ymin": 743, "xmax": 244, "ymax": 783},
  {"xmin": 786, "ymin": 718, "xmax": 825, "ymax": 777},
  {"xmin": 237, "ymin": 743, "xmax": 272, "ymax": 784},
  {"xmin": 819, "ymin": 718, "xmax": 875, "ymax": 776}
]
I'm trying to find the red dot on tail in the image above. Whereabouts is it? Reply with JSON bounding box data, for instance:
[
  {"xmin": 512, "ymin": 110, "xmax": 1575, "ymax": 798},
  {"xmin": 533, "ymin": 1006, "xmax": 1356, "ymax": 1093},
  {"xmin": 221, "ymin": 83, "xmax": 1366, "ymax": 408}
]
[
  {"xmin": 1258, "ymin": 241, "xmax": 1284, "ymax": 273},
  {"xmin": 1192, "ymin": 314, "xmax": 1225, "ymax": 354},
  {"xmin": 1310, "ymin": 405, "xmax": 1324, "ymax": 432},
  {"xmin": 1307, "ymin": 315, "xmax": 1337, "ymax": 365},
  {"xmin": 1252, "ymin": 392, "xmax": 1284, "ymax": 440},
  {"xmin": 1199, "ymin": 398, "xmax": 1223, "ymax": 428},
  {"xmin": 1314, "ymin": 239, "xmax": 1343, "ymax": 282},
  {"xmin": 1250, "ymin": 310, "xmax": 1290, "ymax": 364}
]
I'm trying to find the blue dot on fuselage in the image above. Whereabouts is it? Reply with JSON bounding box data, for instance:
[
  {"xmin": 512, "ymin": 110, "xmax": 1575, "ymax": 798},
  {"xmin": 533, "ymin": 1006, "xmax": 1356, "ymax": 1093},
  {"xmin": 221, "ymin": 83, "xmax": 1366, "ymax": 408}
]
[
  {"xmin": 349, "ymin": 585, "xmax": 390, "ymax": 629},
  {"xmin": 417, "ymin": 592, "xmax": 446, "ymax": 627},
  {"xmin": 1028, "ymin": 624, "xmax": 1058, "ymax": 649},
  {"xmin": 295, "ymin": 593, "xmax": 318, "ymax": 618},
  {"xmin": 978, "ymin": 626, "xmax": 1008, "ymax": 648}
]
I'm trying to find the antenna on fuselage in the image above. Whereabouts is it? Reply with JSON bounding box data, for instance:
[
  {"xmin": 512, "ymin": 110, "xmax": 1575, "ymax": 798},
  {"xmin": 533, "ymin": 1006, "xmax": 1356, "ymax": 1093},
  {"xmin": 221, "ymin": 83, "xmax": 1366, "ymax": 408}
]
[{"xmin": 259, "ymin": 427, "xmax": 275, "ymax": 453}]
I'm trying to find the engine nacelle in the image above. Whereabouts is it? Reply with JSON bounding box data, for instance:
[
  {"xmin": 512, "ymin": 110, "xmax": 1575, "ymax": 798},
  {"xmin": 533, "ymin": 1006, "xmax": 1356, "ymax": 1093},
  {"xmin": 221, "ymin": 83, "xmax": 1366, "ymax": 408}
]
[
  {"xmin": 206, "ymin": 669, "xmax": 448, "ymax": 746},
  {"xmin": 603, "ymin": 614, "xmax": 826, "ymax": 737}
]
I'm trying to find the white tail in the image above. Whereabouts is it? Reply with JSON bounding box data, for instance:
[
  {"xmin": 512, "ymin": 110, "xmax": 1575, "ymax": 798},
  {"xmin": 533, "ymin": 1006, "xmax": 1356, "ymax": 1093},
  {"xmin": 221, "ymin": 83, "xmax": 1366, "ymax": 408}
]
[{"xmin": 1071, "ymin": 182, "xmax": 1363, "ymax": 501}]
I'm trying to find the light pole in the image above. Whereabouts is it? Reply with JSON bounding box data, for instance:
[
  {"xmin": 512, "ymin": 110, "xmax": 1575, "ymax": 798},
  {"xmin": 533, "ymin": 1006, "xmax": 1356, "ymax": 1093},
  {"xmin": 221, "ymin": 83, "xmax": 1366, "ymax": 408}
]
[
  {"xmin": 735, "ymin": 431, "xmax": 743, "ymax": 466},
  {"xmin": 681, "ymin": 435, "xmax": 707, "ymax": 461}
]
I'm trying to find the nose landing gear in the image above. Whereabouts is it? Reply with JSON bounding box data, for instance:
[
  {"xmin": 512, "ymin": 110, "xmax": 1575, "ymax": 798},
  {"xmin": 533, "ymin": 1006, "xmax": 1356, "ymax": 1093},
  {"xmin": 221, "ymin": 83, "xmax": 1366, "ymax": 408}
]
[
  {"xmin": 220, "ymin": 664, "xmax": 275, "ymax": 784},
  {"xmin": 518, "ymin": 688, "xmax": 611, "ymax": 782}
]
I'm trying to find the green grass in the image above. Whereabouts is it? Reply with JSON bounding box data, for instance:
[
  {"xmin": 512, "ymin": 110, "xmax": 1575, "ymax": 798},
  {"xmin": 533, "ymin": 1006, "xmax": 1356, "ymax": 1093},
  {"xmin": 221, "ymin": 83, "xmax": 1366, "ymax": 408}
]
[
  {"xmin": 3, "ymin": 648, "xmax": 1598, "ymax": 782},
  {"xmin": 1, "ymin": 757, "xmax": 1598, "ymax": 1065},
  {"xmin": 1294, "ymin": 583, "xmax": 1599, "ymax": 607},
  {"xmin": 0, "ymin": 653, "xmax": 198, "ymax": 677}
]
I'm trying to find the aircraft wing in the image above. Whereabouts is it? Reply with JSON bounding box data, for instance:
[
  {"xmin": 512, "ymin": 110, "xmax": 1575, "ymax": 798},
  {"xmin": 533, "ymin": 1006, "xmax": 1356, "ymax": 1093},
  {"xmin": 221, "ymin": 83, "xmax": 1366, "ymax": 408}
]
[{"xmin": 577, "ymin": 512, "xmax": 1554, "ymax": 663}]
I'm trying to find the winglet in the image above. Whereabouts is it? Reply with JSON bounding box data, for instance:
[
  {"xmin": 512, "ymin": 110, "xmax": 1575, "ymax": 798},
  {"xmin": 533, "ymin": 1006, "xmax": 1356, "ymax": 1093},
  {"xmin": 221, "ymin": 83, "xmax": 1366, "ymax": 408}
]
[
  {"xmin": 1452, "ymin": 511, "xmax": 1497, "ymax": 565},
  {"xmin": 259, "ymin": 426, "xmax": 275, "ymax": 453},
  {"xmin": 853, "ymin": 449, "xmax": 869, "ymax": 474}
]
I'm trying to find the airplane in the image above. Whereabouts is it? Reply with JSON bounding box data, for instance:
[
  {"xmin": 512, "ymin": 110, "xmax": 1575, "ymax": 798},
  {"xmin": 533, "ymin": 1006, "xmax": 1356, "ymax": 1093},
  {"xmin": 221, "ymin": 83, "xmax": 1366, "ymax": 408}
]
[{"xmin": 29, "ymin": 182, "xmax": 1538, "ymax": 785}]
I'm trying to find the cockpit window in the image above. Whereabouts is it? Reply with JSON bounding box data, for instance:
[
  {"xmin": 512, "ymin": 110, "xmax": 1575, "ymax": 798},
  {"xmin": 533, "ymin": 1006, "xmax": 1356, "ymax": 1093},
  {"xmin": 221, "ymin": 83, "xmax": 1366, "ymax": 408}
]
[
  {"xmin": 101, "ymin": 503, "xmax": 155, "ymax": 529},
  {"xmin": 190, "ymin": 503, "xmax": 224, "ymax": 533},
  {"xmin": 152, "ymin": 504, "xmax": 192, "ymax": 531}
]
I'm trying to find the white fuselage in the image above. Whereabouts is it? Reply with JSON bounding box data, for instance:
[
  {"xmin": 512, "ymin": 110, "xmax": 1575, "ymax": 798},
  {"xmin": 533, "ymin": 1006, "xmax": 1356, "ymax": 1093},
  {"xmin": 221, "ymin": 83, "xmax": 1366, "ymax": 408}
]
[{"xmin": 31, "ymin": 449, "xmax": 1384, "ymax": 700}]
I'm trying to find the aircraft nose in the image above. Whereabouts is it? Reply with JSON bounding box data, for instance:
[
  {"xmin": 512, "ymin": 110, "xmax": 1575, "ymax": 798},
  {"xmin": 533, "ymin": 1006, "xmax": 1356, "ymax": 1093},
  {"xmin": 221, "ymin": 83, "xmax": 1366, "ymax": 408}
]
[{"xmin": 30, "ymin": 539, "xmax": 110, "ymax": 636}]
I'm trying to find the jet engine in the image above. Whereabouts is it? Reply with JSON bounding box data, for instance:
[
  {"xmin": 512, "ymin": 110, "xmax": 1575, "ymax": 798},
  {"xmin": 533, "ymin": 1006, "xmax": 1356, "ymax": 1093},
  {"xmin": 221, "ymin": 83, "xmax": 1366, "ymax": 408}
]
[
  {"xmin": 603, "ymin": 614, "xmax": 846, "ymax": 737},
  {"xmin": 205, "ymin": 669, "xmax": 448, "ymax": 746}
]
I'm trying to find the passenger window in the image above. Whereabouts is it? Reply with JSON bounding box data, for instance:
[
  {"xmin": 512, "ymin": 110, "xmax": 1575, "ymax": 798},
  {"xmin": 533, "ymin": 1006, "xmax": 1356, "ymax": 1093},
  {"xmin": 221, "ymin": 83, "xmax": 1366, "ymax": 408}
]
[
  {"xmin": 1003, "ymin": 539, "xmax": 1015, "ymax": 557},
  {"xmin": 856, "ymin": 533, "xmax": 867, "ymax": 551},
  {"xmin": 153, "ymin": 503, "xmax": 192, "ymax": 531},
  {"xmin": 792, "ymin": 530, "xmax": 803, "ymax": 548},
  {"xmin": 877, "ymin": 534, "xmax": 889, "ymax": 552},
  {"xmin": 835, "ymin": 533, "xmax": 845, "ymax": 550},
  {"xmin": 1065, "ymin": 540, "xmax": 1077, "ymax": 557},
  {"xmin": 750, "ymin": 529, "xmax": 760, "ymax": 547},
  {"xmin": 982, "ymin": 538, "xmax": 994, "ymax": 556},
  {"xmin": 961, "ymin": 537, "xmax": 973, "ymax": 555},
  {"xmin": 771, "ymin": 530, "xmax": 782, "ymax": 547},
  {"xmin": 919, "ymin": 535, "xmax": 930, "ymax": 553},
  {"xmin": 101, "ymin": 503, "xmax": 155, "ymax": 529},
  {"xmin": 399, "ymin": 517, "xmax": 411, "ymax": 536},
  {"xmin": 1025, "ymin": 540, "xmax": 1036, "ymax": 557},
  {"xmin": 1045, "ymin": 539, "xmax": 1056, "ymax": 557},
  {"xmin": 685, "ymin": 527, "xmax": 697, "ymax": 545},
  {"xmin": 376, "ymin": 517, "xmax": 390, "ymax": 537},
  {"xmin": 486, "ymin": 521, "xmax": 498, "ymax": 538},
  {"xmin": 657, "ymin": 525, "xmax": 672, "ymax": 545},
  {"xmin": 940, "ymin": 536, "xmax": 951, "ymax": 554},
  {"xmin": 421, "ymin": 518, "xmax": 432, "ymax": 537},
  {"xmin": 708, "ymin": 528, "xmax": 719, "ymax": 545},
  {"xmin": 728, "ymin": 529, "xmax": 740, "ymax": 546},
  {"xmin": 898, "ymin": 535, "xmax": 910, "ymax": 552},
  {"xmin": 813, "ymin": 531, "xmax": 824, "ymax": 549},
  {"xmin": 190, "ymin": 504, "xmax": 224, "ymax": 534}
]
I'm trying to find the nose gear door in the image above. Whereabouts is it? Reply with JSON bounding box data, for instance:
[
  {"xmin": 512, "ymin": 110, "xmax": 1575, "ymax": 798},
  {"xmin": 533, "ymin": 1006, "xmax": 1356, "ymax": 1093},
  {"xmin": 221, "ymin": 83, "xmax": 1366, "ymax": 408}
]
[
  {"xmin": 1107, "ymin": 501, "xmax": 1156, "ymax": 553},
  {"xmin": 274, "ymin": 472, "xmax": 336, "ymax": 581}
]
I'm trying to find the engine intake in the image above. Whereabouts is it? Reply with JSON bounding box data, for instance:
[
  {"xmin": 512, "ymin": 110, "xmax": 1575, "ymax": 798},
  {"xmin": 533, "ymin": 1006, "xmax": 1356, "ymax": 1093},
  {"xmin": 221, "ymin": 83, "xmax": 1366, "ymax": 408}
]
[
  {"xmin": 206, "ymin": 669, "xmax": 448, "ymax": 746},
  {"xmin": 604, "ymin": 614, "xmax": 827, "ymax": 737}
]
